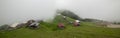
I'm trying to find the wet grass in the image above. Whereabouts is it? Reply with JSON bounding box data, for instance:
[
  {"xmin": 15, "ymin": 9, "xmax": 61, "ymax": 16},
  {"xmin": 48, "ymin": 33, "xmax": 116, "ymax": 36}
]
[
  {"xmin": 0, "ymin": 22, "xmax": 120, "ymax": 38},
  {"xmin": 0, "ymin": 15, "xmax": 120, "ymax": 38}
]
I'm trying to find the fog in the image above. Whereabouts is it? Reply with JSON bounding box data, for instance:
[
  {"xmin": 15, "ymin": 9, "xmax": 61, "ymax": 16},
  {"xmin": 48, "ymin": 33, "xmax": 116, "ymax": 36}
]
[
  {"xmin": 56, "ymin": 0, "xmax": 120, "ymax": 22},
  {"xmin": 0, "ymin": 0, "xmax": 120, "ymax": 25},
  {"xmin": 0, "ymin": 0, "xmax": 56, "ymax": 25}
]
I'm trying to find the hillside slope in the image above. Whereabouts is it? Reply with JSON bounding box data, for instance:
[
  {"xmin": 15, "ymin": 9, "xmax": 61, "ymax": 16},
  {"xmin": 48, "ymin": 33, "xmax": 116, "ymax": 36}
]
[{"xmin": 0, "ymin": 15, "xmax": 120, "ymax": 38}]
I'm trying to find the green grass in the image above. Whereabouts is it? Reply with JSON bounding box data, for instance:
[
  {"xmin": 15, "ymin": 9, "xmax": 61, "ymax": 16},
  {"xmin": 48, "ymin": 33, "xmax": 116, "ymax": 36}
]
[{"xmin": 0, "ymin": 15, "xmax": 120, "ymax": 38}]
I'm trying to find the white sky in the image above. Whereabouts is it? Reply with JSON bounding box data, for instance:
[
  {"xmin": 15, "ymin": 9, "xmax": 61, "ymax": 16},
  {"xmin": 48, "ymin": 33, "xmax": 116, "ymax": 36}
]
[
  {"xmin": 55, "ymin": 0, "xmax": 120, "ymax": 22},
  {"xmin": 0, "ymin": 0, "xmax": 56, "ymax": 25},
  {"xmin": 0, "ymin": 0, "xmax": 120, "ymax": 25}
]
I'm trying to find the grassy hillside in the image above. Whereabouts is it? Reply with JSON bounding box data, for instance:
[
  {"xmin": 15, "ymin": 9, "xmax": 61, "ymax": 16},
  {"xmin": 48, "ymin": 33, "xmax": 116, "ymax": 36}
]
[{"xmin": 0, "ymin": 15, "xmax": 120, "ymax": 38}]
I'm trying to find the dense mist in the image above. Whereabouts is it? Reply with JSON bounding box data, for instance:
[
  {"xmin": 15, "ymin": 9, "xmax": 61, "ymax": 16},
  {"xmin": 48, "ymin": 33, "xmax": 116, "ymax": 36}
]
[
  {"xmin": 56, "ymin": 0, "xmax": 120, "ymax": 22},
  {"xmin": 0, "ymin": 0, "xmax": 120, "ymax": 25},
  {"xmin": 0, "ymin": 0, "xmax": 56, "ymax": 25}
]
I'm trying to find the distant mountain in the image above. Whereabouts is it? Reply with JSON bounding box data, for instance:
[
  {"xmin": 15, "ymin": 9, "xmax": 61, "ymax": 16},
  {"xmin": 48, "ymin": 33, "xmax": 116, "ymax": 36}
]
[{"xmin": 56, "ymin": 9, "xmax": 83, "ymax": 21}]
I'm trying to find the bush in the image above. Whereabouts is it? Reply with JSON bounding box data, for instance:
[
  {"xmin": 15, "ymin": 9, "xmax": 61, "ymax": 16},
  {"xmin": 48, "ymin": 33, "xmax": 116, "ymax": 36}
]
[{"xmin": 0, "ymin": 24, "xmax": 10, "ymax": 31}]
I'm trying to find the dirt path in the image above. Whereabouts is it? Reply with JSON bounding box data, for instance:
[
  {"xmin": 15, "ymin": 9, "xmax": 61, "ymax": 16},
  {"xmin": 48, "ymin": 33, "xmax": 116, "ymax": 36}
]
[{"xmin": 107, "ymin": 24, "xmax": 120, "ymax": 28}]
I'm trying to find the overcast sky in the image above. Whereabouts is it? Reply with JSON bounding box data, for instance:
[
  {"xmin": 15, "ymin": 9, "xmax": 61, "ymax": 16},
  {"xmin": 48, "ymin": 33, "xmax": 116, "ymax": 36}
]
[
  {"xmin": 0, "ymin": 0, "xmax": 120, "ymax": 25},
  {"xmin": 0, "ymin": 0, "xmax": 56, "ymax": 25},
  {"xmin": 56, "ymin": 0, "xmax": 120, "ymax": 22}
]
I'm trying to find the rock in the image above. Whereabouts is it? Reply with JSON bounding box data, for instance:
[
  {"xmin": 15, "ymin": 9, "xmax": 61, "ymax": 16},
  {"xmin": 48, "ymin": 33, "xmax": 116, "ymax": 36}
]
[
  {"xmin": 26, "ymin": 20, "xmax": 36, "ymax": 27},
  {"xmin": 10, "ymin": 23, "xmax": 19, "ymax": 28},
  {"xmin": 29, "ymin": 22, "xmax": 40, "ymax": 29},
  {"xmin": 9, "ymin": 22, "xmax": 26, "ymax": 29},
  {"xmin": 16, "ymin": 23, "xmax": 26, "ymax": 29},
  {"xmin": 26, "ymin": 20, "xmax": 40, "ymax": 29}
]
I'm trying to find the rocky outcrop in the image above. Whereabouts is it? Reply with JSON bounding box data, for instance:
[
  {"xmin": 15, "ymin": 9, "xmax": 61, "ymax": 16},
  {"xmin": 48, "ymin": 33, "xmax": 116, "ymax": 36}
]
[{"xmin": 56, "ymin": 9, "xmax": 83, "ymax": 21}]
